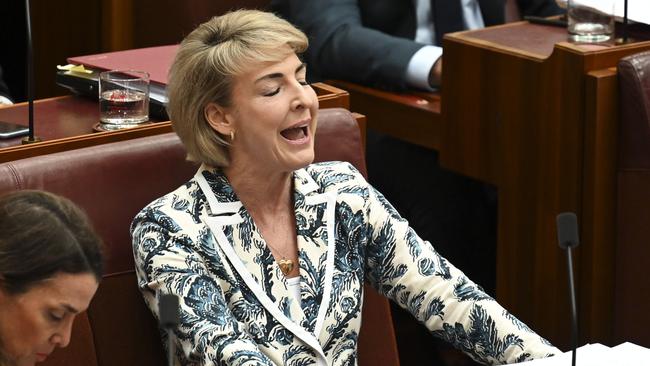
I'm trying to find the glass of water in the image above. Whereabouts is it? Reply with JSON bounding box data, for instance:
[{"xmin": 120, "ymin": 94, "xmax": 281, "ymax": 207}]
[
  {"xmin": 99, "ymin": 70, "xmax": 150, "ymax": 130},
  {"xmin": 567, "ymin": 0, "xmax": 615, "ymax": 43}
]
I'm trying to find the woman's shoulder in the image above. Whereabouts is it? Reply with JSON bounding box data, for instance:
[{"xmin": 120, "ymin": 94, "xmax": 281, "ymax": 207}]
[
  {"xmin": 303, "ymin": 161, "xmax": 369, "ymax": 193},
  {"xmin": 131, "ymin": 176, "xmax": 202, "ymax": 228},
  {"xmin": 305, "ymin": 161, "xmax": 364, "ymax": 178}
]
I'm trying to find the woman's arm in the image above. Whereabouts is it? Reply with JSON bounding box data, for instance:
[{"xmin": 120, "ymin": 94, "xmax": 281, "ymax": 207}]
[
  {"xmin": 132, "ymin": 205, "xmax": 276, "ymax": 366},
  {"xmin": 361, "ymin": 175, "xmax": 560, "ymax": 364}
]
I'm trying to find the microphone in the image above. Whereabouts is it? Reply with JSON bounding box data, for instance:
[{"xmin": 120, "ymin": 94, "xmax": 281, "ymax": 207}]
[
  {"xmin": 22, "ymin": 0, "xmax": 41, "ymax": 144},
  {"xmin": 556, "ymin": 212, "xmax": 579, "ymax": 366},
  {"xmin": 159, "ymin": 294, "xmax": 179, "ymax": 366}
]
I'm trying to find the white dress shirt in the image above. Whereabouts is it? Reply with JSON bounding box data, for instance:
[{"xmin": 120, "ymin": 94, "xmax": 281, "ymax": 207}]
[
  {"xmin": 0, "ymin": 95, "xmax": 12, "ymax": 105},
  {"xmin": 406, "ymin": 0, "xmax": 486, "ymax": 89}
]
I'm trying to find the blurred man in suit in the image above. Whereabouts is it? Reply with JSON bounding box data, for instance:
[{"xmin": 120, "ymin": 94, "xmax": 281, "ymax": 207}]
[
  {"xmin": 0, "ymin": 65, "xmax": 12, "ymax": 106},
  {"xmin": 272, "ymin": 0, "xmax": 562, "ymax": 90}
]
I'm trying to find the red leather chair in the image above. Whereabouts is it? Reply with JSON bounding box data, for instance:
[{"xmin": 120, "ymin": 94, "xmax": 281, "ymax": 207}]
[
  {"xmin": 0, "ymin": 108, "xmax": 400, "ymax": 366},
  {"xmin": 615, "ymin": 51, "xmax": 650, "ymax": 347}
]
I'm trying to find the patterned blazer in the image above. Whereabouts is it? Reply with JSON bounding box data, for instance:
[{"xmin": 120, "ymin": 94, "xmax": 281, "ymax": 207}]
[{"xmin": 131, "ymin": 162, "xmax": 559, "ymax": 366}]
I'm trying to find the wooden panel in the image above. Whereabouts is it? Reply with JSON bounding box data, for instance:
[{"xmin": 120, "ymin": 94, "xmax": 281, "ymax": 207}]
[
  {"xmin": 580, "ymin": 69, "xmax": 618, "ymax": 344},
  {"xmin": 102, "ymin": 0, "xmax": 271, "ymax": 50},
  {"xmin": 1, "ymin": 1, "xmax": 104, "ymax": 101},
  {"xmin": 33, "ymin": 1, "xmax": 103, "ymax": 98},
  {"xmin": 314, "ymin": 82, "xmax": 350, "ymax": 110},
  {"xmin": 101, "ymin": 0, "xmax": 134, "ymax": 50},
  {"xmin": 443, "ymin": 39, "xmax": 580, "ymax": 348},
  {"xmin": 442, "ymin": 23, "xmax": 650, "ymax": 349},
  {"xmin": 135, "ymin": 0, "xmax": 270, "ymax": 48},
  {"xmin": 2, "ymin": 0, "xmax": 274, "ymax": 102},
  {"xmin": 329, "ymin": 80, "xmax": 441, "ymax": 151}
]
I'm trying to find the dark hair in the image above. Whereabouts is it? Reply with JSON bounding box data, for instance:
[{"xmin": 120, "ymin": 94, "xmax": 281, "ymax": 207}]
[{"xmin": 0, "ymin": 190, "xmax": 104, "ymax": 295}]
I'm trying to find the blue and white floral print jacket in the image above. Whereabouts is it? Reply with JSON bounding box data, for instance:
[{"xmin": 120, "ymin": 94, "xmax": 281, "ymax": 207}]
[{"xmin": 131, "ymin": 162, "xmax": 559, "ymax": 366}]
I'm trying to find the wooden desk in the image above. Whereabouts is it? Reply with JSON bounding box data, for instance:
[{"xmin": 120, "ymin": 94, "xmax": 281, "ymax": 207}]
[
  {"xmin": 442, "ymin": 22, "xmax": 650, "ymax": 348},
  {"xmin": 0, "ymin": 82, "xmax": 350, "ymax": 163},
  {"xmin": 333, "ymin": 21, "xmax": 650, "ymax": 349},
  {"xmin": 328, "ymin": 81, "xmax": 442, "ymax": 151}
]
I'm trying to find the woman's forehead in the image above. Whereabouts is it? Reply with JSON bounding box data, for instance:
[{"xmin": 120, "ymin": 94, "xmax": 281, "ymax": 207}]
[
  {"xmin": 240, "ymin": 52, "xmax": 303, "ymax": 81},
  {"xmin": 22, "ymin": 273, "xmax": 98, "ymax": 308}
]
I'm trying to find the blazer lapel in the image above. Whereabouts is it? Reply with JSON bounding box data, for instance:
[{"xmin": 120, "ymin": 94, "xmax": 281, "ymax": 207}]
[
  {"xmin": 194, "ymin": 166, "xmax": 327, "ymax": 361},
  {"xmin": 293, "ymin": 168, "xmax": 338, "ymax": 339}
]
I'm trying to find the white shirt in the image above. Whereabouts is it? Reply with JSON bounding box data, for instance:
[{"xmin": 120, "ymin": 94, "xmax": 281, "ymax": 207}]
[
  {"xmin": 0, "ymin": 95, "xmax": 12, "ymax": 105},
  {"xmin": 407, "ymin": 0, "xmax": 486, "ymax": 89},
  {"xmin": 286, "ymin": 276, "xmax": 301, "ymax": 303}
]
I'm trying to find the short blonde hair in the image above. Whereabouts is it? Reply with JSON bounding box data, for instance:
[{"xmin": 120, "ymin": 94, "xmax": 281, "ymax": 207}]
[{"xmin": 167, "ymin": 10, "xmax": 308, "ymax": 167}]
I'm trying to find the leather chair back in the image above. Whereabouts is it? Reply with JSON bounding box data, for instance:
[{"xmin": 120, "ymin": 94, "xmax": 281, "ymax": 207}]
[
  {"xmin": 618, "ymin": 50, "xmax": 650, "ymax": 170},
  {"xmin": 615, "ymin": 51, "xmax": 650, "ymax": 346},
  {"xmin": 0, "ymin": 108, "xmax": 399, "ymax": 366}
]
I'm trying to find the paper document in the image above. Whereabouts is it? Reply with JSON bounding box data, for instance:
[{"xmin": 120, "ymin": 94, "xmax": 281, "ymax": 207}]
[{"xmin": 510, "ymin": 342, "xmax": 650, "ymax": 365}]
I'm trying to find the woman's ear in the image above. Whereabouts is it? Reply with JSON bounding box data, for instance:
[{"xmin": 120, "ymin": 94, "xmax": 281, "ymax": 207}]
[{"xmin": 204, "ymin": 102, "xmax": 233, "ymax": 136}]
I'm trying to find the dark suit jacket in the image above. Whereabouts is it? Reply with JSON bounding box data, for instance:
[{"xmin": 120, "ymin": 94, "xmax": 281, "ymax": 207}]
[
  {"xmin": 272, "ymin": 0, "xmax": 562, "ymax": 90},
  {"xmin": 0, "ymin": 65, "xmax": 10, "ymax": 100}
]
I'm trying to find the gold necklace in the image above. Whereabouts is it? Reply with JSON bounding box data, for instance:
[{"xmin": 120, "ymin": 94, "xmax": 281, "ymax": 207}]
[
  {"xmin": 277, "ymin": 258, "xmax": 295, "ymax": 276},
  {"xmin": 266, "ymin": 242, "xmax": 295, "ymax": 276}
]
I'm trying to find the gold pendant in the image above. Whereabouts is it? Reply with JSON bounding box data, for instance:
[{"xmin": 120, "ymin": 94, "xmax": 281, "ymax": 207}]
[{"xmin": 278, "ymin": 259, "xmax": 294, "ymax": 276}]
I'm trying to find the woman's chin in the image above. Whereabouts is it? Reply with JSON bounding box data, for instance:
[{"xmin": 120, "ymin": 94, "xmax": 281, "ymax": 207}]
[{"xmin": 287, "ymin": 151, "xmax": 315, "ymax": 171}]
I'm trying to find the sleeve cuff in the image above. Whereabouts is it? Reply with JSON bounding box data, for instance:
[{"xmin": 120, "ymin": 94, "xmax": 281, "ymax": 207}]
[{"xmin": 405, "ymin": 45, "xmax": 443, "ymax": 91}]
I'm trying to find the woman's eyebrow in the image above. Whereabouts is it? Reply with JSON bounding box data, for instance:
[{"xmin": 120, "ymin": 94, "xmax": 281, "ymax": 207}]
[
  {"xmin": 295, "ymin": 63, "xmax": 306, "ymax": 74},
  {"xmin": 62, "ymin": 304, "xmax": 80, "ymax": 314},
  {"xmin": 254, "ymin": 63, "xmax": 307, "ymax": 84}
]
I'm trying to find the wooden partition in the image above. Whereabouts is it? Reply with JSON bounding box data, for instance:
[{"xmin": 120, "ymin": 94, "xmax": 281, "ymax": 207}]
[
  {"xmin": 305, "ymin": 21, "xmax": 650, "ymax": 350},
  {"xmin": 442, "ymin": 22, "xmax": 650, "ymax": 349},
  {"xmin": 0, "ymin": 82, "xmax": 350, "ymax": 163},
  {"xmin": 101, "ymin": 0, "xmax": 270, "ymax": 51},
  {"xmin": 1, "ymin": 1, "xmax": 271, "ymax": 101}
]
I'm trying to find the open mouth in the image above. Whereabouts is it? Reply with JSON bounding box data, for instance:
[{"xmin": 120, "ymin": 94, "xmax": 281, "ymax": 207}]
[{"xmin": 280, "ymin": 125, "xmax": 309, "ymax": 141}]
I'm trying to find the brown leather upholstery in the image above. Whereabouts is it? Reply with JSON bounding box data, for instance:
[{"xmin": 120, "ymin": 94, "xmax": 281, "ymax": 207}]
[
  {"xmin": 615, "ymin": 51, "xmax": 650, "ymax": 346},
  {"xmin": 618, "ymin": 50, "xmax": 650, "ymax": 169},
  {"xmin": 0, "ymin": 108, "xmax": 399, "ymax": 366}
]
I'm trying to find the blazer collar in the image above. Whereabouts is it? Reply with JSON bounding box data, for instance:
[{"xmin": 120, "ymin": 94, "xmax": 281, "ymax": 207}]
[{"xmin": 193, "ymin": 165, "xmax": 337, "ymax": 357}]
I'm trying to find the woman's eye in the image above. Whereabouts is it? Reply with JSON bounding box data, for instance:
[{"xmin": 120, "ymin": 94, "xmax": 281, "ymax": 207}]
[
  {"xmin": 48, "ymin": 311, "xmax": 64, "ymax": 322},
  {"xmin": 299, "ymin": 80, "xmax": 309, "ymax": 86},
  {"xmin": 263, "ymin": 87, "xmax": 280, "ymax": 97}
]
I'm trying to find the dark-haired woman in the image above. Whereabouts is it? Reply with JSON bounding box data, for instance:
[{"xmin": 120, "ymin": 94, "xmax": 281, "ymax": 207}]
[{"xmin": 0, "ymin": 190, "xmax": 103, "ymax": 366}]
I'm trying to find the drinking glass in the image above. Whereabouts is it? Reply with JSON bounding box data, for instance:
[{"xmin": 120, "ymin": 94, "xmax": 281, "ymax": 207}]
[
  {"xmin": 567, "ymin": 0, "xmax": 615, "ymax": 43},
  {"xmin": 99, "ymin": 70, "xmax": 150, "ymax": 130}
]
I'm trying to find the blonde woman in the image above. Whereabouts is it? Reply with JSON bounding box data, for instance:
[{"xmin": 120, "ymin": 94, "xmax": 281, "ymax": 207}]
[{"xmin": 131, "ymin": 10, "xmax": 559, "ymax": 366}]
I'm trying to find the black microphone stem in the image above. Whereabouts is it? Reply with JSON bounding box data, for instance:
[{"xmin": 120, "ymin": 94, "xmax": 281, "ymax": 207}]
[
  {"xmin": 556, "ymin": 212, "xmax": 580, "ymax": 366},
  {"xmin": 159, "ymin": 294, "xmax": 179, "ymax": 366},
  {"xmin": 167, "ymin": 333, "xmax": 174, "ymax": 366},
  {"xmin": 566, "ymin": 247, "xmax": 578, "ymax": 366},
  {"xmin": 26, "ymin": 0, "xmax": 33, "ymax": 140},
  {"xmin": 22, "ymin": 0, "xmax": 40, "ymax": 144}
]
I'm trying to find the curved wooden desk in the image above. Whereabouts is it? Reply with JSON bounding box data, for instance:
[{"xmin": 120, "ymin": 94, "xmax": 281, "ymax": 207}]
[
  {"xmin": 332, "ymin": 20, "xmax": 650, "ymax": 349},
  {"xmin": 0, "ymin": 82, "xmax": 351, "ymax": 163}
]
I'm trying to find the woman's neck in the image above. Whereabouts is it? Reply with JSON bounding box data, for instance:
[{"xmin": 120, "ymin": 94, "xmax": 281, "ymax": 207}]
[{"xmin": 223, "ymin": 164, "xmax": 294, "ymax": 219}]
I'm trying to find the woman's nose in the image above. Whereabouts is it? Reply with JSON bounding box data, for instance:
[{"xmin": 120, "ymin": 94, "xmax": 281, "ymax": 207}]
[
  {"xmin": 291, "ymin": 82, "xmax": 315, "ymax": 111},
  {"xmin": 51, "ymin": 318, "xmax": 74, "ymax": 348}
]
